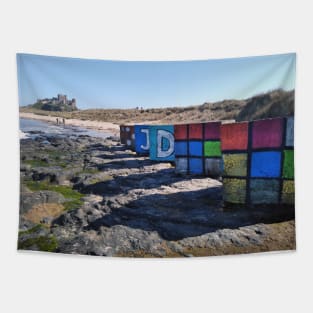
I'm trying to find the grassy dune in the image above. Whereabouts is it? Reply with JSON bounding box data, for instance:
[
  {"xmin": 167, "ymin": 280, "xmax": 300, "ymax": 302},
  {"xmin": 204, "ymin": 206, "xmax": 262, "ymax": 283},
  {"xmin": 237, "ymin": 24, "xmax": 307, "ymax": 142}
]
[{"xmin": 20, "ymin": 89, "xmax": 294, "ymax": 124}]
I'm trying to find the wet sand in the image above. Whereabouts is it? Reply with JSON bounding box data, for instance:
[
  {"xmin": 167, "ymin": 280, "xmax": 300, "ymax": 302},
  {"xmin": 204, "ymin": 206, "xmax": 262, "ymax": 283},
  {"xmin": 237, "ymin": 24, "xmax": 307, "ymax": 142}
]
[{"xmin": 20, "ymin": 112, "xmax": 120, "ymax": 136}]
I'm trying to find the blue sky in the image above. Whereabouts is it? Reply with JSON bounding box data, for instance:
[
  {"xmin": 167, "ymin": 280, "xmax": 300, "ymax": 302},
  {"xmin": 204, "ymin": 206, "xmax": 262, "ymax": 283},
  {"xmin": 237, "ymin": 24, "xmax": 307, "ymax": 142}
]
[{"xmin": 17, "ymin": 53, "xmax": 296, "ymax": 109}]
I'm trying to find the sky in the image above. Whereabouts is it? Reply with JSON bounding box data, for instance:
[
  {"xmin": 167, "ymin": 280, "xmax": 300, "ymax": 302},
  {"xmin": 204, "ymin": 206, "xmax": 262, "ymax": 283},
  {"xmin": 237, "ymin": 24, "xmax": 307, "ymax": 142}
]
[{"xmin": 16, "ymin": 53, "xmax": 296, "ymax": 109}]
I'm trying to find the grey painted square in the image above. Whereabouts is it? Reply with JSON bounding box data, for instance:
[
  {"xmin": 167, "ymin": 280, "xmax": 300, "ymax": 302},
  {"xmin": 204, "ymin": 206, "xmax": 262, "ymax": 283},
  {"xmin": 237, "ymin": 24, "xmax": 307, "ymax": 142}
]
[
  {"xmin": 175, "ymin": 157, "xmax": 188, "ymax": 174},
  {"xmin": 205, "ymin": 158, "xmax": 222, "ymax": 177},
  {"xmin": 285, "ymin": 117, "xmax": 294, "ymax": 147},
  {"xmin": 250, "ymin": 179, "xmax": 280, "ymax": 204}
]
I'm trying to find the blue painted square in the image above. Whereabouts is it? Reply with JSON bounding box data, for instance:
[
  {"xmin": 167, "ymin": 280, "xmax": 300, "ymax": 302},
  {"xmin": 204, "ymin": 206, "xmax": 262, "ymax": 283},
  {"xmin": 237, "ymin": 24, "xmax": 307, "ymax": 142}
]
[
  {"xmin": 189, "ymin": 141, "xmax": 203, "ymax": 157},
  {"xmin": 134, "ymin": 125, "xmax": 150, "ymax": 154},
  {"xmin": 175, "ymin": 141, "xmax": 188, "ymax": 156},
  {"xmin": 251, "ymin": 151, "xmax": 281, "ymax": 178},
  {"xmin": 189, "ymin": 158, "xmax": 203, "ymax": 174}
]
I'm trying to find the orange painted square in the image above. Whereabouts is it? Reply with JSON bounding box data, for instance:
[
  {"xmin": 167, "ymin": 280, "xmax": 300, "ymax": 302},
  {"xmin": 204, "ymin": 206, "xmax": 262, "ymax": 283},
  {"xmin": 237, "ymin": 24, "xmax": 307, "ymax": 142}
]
[
  {"xmin": 188, "ymin": 123, "xmax": 203, "ymax": 140},
  {"xmin": 174, "ymin": 124, "xmax": 188, "ymax": 140},
  {"xmin": 221, "ymin": 122, "xmax": 249, "ymax": 151}
]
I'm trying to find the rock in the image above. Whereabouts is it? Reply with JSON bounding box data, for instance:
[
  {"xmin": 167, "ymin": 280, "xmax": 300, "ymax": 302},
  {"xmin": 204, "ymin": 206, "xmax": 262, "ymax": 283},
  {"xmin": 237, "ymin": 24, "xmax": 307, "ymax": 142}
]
[
  {"xmin": 20, "ymin": 190, "xmax": 65, "ymax": 214},
  {"xmin": 20, "ymin": 163, "xmax": 32, "ymax": 172}
]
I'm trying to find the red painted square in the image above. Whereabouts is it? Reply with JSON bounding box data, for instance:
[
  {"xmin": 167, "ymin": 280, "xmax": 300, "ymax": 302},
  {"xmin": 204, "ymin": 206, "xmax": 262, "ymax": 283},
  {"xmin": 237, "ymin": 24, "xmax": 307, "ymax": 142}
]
[
  {"xmin": 204, "ymin": 122, "xmax": 221, "ymax": 140},
  {"xmin": 188, "ymin": 123, "xmax": 203, "ymax": 140},
  {"xmin": 174, "ymin": 124, "xmax": 188, "ymax": 140},
  {"xmin": 252, "ymin": 118, "xmax": 283, "ymax": 149},
  {"xmin": 221, "ymin": 122, "xmax": 248, "ymax": 151}
]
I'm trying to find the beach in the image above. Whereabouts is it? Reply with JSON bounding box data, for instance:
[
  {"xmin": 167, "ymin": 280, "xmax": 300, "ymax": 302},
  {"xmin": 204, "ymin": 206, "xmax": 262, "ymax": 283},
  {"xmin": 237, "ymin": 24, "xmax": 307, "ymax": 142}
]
[{"xmin": 20, "ymin": 112, "xmax": 120, "ymax": 136}]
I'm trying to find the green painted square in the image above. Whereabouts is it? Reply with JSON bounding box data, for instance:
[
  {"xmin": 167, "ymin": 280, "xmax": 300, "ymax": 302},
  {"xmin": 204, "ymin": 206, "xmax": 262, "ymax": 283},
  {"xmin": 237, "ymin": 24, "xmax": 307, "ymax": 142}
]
[
  {"xmin": 283, "ymin": 150, "xmax": 294, "ymax": 179},
  {"xmin": 204, "ymin": 141, "xmax": 221, "ymax": 157}
]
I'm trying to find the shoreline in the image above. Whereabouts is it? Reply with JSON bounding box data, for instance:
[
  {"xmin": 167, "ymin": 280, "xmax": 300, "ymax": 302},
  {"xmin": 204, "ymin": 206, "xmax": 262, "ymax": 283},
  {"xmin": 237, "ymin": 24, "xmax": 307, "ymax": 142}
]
[{"xmin": 19, "ymin": 112, "xmax": 120, "ymax": 136}]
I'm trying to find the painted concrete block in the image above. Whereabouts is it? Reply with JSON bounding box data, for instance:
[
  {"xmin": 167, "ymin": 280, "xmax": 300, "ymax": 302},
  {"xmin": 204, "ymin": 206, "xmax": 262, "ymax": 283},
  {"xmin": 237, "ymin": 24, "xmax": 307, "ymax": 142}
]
[
  {"xmin": 149, "ymin": 125, "xmax": 175, "ymax": 161},
  {"xmin": 283, "ymin": 150, "xmax": 294, "ymax": 179},
  {"xmin": 251, "ymin": 151, "xmax": 281, "ymax": 178},
  {"xmin": 285, "ymin": 117, "xmax": 294, "ymax": 147},
  {"xmin": 189, "ymin": 141, "xmax": 203, "ymax": 157},
  {"xmin": 223, "ymin": 153, "xmax": 247, "ymax": 177},
  {"xmin": 281, "ymin": 180, "xmax": 295, "ymax": 204},
  {"xmin": 175, "ymin": 141, "xmax": 188, "ymax": 156},
  {"xmin": 175, "ymin": 157, "xmax": 188, "ymax": 174},
  {"xmin": 250, "ymin": 179, "xmax": 280, "ymax": 204},
  {"xmin": 174, "ymin": 121, "xmax": 222, "ymax": 177},
  {"xmin": 223, "ymin": 178, "xmax": 246, "ymax": 204},
  {"xmin": 205, "ymin": 158, "xmax": 222, "ymax": 177},
  {"xmin": 252, "ymin": 118, "xmax": 283, "ymax": 149},
  {"xmin": 221, "ymin": 122, "xmax": 248, "ymax": 151},
  {"xmin": 134, "ymin": 125, "xmax": 150, "ymax": 154},
  {"xmin": 189, "ymin": 158, "xmax": 203, "ymax": 174},
  {"xmin": 221, "ymin": 117, "xmax": 294, "ymax": 206},
  {"xmin": 204, "ymin": 122, "xmax": 220, "ymax": 140}
]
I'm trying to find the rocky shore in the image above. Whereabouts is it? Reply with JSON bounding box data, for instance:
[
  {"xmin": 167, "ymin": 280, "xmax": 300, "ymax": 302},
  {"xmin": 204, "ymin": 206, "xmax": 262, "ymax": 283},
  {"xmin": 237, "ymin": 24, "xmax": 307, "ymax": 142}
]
[{"xmin": 19, "ymin": 131, "xmax": 296, "ymax": 257}]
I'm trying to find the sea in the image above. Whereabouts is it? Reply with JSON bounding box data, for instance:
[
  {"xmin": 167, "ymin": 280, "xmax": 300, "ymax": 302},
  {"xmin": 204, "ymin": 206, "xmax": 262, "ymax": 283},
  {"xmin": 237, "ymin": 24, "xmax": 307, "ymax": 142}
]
[{"xmin": 20, "ymin": 118, "xmax": 112, "ymax": 139}]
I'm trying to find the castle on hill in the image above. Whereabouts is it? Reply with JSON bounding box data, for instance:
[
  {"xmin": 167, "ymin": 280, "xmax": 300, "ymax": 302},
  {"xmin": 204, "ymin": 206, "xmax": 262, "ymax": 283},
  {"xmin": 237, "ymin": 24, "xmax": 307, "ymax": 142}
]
[{"xmin": 33, "ymin": 94, "xmax": 77, "ymax": 111}]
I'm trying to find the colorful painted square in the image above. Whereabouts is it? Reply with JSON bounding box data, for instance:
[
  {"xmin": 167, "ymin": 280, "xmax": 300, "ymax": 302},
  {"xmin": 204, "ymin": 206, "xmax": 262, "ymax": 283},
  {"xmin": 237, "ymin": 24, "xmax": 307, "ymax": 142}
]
[
  {"xmin": 189, "ymin": 141, "xmax": 203, "ymax": 157},
  {"xmin": 252, "ymin": 118, "xmax": 283, "ymax": 149},
  {"xmin": 174, "ymin": 141, "xmax": 188, "ymax": 156},
  {"xmin": 281, "ymin": 180, "xmax": 295, "ymax": 204},
  {"xmin": 204, "ymin": 141, "xmax": 221, "ymax": 157},
  {"xmin": 204, "ymin": 122, "xmax": 221, "ymax": 140},
  {"xmin": 149, "ymin": 125, "xmax": 175, "ymax": 161},
  {"xmin": 188, "ymin": 123, "xmax": 203, "ymax": 140},
  {"xmin": 251, "ymin": 151, "xmax": 281, "ymax": 178},
  {"xmin": 223, "ymin": 178, "xmax": 246, "ymax": 204},
  {"xmin": 134, "ymin": 125, "xmax": 150, "ymax": 154},
  {"xmin": 250, "ymin": 179, "xmax": 280, "ymax": 204},
  {"xmin": 174, "ymin": 124, "xmax": 188, "ymax": 140},
  {"xmin": 283, "ymin": 150, "xmax": 294, "ymax": 179},
  {"xmin": 175, "ymin": 158, "xmax": 188, "ymax": 174},
  {"xmin": 205, "ymin": 158, "xmax": 222, "ymax": 177},
  {"xmin": 189, "ymin": 158, "xmax": 203, "ymax": 174},
  {"xmin": 223, "ymin": 153, "xmax": 247, "ymax": 177},
  {"xmin": 221, "ymin": 122, "xmax": 248, "ymax": 151},
  {"xmin": 285, "ymin": 117, "xmax": 294, "ymax": 147}
]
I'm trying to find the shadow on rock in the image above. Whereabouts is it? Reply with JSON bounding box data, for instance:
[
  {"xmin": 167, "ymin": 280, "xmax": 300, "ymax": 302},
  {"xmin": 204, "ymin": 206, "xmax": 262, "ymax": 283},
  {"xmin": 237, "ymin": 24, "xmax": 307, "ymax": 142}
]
[
  {"xmin": 96, "ymin": 153, "xmax": 139, "ymax": 160},
  {"xmin": 74, "ymin": 168, "xmax": 191, "ymax": 196},
  {"xmin": 84, "ymin": 186, "xmax": 295, "ymax": 241},
  {"xmin": 95, "ymin": 157, "xmax": 156, "ymax": 171}
]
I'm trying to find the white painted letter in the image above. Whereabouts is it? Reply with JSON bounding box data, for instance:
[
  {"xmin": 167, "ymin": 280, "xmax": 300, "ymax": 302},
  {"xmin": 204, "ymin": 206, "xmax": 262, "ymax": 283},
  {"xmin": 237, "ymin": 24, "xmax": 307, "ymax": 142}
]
[
  {"xmin": 157, "ymin": 130, "xmax": 174, "ymax": 158},
  {"xmin": 140, "ymin": 129, "xmax": 150, "ymax": 150}
]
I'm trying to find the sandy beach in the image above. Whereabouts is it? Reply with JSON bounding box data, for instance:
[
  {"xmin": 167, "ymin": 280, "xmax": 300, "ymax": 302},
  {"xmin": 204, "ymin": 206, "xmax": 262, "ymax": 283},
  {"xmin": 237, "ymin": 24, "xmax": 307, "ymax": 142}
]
[{"xmin": 20, "ymin": 112, "xmax": 120, "ymax": 136}]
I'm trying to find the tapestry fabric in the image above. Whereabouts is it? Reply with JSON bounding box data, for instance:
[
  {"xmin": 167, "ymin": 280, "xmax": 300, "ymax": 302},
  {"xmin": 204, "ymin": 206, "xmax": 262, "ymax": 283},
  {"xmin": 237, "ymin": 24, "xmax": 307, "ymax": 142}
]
[{"xmin": 17, "ymin": 53, "xmax": 296, "ymax": 257}]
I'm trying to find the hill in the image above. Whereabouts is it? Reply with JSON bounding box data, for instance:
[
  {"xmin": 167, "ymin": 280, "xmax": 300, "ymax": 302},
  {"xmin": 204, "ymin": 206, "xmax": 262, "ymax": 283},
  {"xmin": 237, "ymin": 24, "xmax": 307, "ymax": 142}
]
[
  {"xmin": 20, "ymin": 89, "xmax": 294, "ymax": 124},
  {"xmin": 236, "ymin": 89, "xmax": 294, "ymax": 122}
]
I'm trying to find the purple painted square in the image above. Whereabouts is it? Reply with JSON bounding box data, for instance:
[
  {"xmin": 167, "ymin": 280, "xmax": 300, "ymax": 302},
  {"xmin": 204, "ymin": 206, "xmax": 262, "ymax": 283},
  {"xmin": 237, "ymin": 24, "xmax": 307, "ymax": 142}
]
[
  {"xmin": 252, "ymin": 118, "xmax": 283, "ymax": 149},
  {"xmin": 204, "ymin": 122, "xmax": 221, "ymax": 140}
]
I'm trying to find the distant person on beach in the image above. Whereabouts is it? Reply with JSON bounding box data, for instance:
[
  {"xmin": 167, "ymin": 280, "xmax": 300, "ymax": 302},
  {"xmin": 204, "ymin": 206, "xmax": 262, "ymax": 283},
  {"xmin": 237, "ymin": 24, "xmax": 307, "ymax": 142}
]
[
  {"xmin": 63, "ymin": 118, "xmax": 65, "ymax": 125},
  {"xmin": 56, "ymin": 118, "xmax": 59, "ymax": 125}
]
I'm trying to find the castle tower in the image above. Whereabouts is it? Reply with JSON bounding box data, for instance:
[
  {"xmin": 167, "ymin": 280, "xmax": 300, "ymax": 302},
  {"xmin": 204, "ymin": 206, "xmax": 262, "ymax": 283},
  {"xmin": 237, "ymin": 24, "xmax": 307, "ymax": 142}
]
[{"xmin": 71, "ymin": 98, "xmax": 77, "ymax": 109}]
